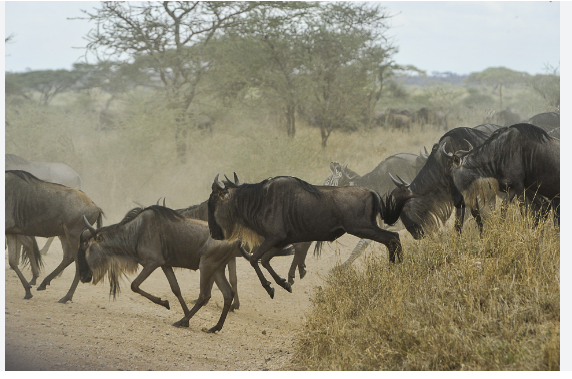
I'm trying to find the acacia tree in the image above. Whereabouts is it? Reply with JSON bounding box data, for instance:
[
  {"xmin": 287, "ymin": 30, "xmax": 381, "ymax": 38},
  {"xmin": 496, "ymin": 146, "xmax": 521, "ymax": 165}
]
[
  {"xmin": 300, "ymin": 2, "xmax": 395, "ymax": 147},
  {"xmin": 80, "ymin": 1, "xmax": 267, "ymax": 161},
  {"xmin": 466, "ymin": 67, "xmax": 530, "ymax": 110}
]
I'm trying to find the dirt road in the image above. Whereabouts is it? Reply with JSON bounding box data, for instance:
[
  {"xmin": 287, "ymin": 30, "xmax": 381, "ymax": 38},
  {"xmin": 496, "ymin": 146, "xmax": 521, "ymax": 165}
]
[{"xmin": 5, "ymin": 235, "xmax": 368, "ymax": 371}]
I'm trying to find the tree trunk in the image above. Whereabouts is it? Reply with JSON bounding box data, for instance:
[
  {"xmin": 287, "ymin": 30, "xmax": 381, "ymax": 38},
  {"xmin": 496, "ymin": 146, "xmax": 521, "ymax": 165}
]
[
  {"xmin": 174, "ymin": 112, "xmax": 189, "ymax": 164},
  {"xmin": 286, "ymin": 104, "xmax": 296, "ymax": 138}
]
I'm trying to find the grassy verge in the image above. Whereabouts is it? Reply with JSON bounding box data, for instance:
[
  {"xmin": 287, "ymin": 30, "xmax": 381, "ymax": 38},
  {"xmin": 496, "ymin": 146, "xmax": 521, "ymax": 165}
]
[{"xmin": 290, "ymin": 205, "xmax": 559, "ymax": 370}]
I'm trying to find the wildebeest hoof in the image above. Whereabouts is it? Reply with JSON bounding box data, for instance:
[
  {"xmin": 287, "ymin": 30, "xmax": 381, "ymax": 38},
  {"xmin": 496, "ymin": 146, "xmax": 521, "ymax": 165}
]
[
  {"xmin": 278, "ymin": 279, "xmax": 292, "ymax": 293},
  {"xmin": 230, "ymin": 303, "xmax": 239, "ymax": 312},
  {"xmin": 173, "ymin": 319, "xmax": 189, "ymax": 328},
  {"xmin": 29, "ymin": 278, "xmax": 37, "ymax": 286},
  {"xmin": 299, "ymin": 269, "xmax": 307, "ymax": 280},
  {"xmin": 36, "ymin": 284, "xmax": 47, "ymax": 291},
  {"xmin": 287, "ymin": 276, "xmax": 295, "ymax": 285},
  {"xmin": 265, "ymin": 286, "xmax": 275, "ymax": 299},
  {"xmin": 57, "ymin": 297, "xmax": 71, "ymax": 304},
  {"xmin": 24, "ymin": 292, "xmax": 33, "ymax": 300},
  {"xmin": 159, "ymin": 299, "xmax": 170, "ymax": 310},
  {"xmin": 202, "ymin": 327, "xmax": 219, "ymax": 334}
]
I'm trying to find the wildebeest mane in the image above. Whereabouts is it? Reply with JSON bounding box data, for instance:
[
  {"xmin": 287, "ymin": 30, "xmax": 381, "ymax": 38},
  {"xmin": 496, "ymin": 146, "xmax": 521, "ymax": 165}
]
[{"xmin": 177, "ymin": 200, "xmax": 208, "ymax": 220}]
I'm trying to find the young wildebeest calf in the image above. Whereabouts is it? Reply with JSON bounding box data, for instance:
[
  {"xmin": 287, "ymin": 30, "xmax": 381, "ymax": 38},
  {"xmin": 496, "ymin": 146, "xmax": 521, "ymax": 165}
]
[
  {"xmin": 208, "ymin": 175, "xmax": 407, "ymax": 299},
  {"xmin": 446, "ymin": 123, "xmax": 560, "ymax": 225},
  {"xmin": 78, "ymin": 205, "xmax": 244, "ymax": 333}
]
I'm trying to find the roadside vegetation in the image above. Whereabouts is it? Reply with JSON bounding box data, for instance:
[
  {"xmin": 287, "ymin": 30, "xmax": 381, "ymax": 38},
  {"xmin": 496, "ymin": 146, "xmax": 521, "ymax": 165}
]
[{"xmin": 290, "ymin": 205, "xmax": 559, "ymax": 370}]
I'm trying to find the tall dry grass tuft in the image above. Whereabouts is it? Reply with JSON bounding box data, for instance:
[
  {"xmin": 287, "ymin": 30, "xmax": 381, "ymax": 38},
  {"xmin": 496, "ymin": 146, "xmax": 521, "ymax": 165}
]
[{"xmin": 291, "ymin": 203, "xmax": 559, "ymax": 370}]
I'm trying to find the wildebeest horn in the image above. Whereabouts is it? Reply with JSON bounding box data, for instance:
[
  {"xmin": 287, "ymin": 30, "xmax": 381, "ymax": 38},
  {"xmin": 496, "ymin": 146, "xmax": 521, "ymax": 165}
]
[
  {"xmin": 155, "ymin": 197, "xmax": 166, "ymax": 206},
  {"xmin": 214, "ymin": 174, "xmax": 225, "ymax": 190},
  {"xmin": 396, "ymin": 174, "xmax": 410, "ymax": 187},
  {"xmin": 224, "ymin": 174, "xmax": 232, "ymax": 183},
  {"xmin": 463, "ymin": 139, "xmax": 474, "ymax": 151},
  {"xmin": 389, "ymin": 173, "xmax": 407, "ymax": 188},
  {"xmin": 424, "ymin": 146, "xmax": 429, "ymax": 155},
  {"xmin": 440, "ymin": 142, "xmax": 454, "ymax": 158},
  {"xmin": 83, "ymin": 215, "xmax": 96, "ymax": 237},
  {"xmin": 419, "ymin": 148, "xmax": 429, "ymax": 159},
  {"xmin": 233, "ymin": 172, "xmax": 240, "ymax": 185}
]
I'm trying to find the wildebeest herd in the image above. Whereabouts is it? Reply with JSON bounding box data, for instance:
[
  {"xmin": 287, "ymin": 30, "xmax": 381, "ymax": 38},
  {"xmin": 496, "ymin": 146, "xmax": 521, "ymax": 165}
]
[{"xmin": 5, "ymin": 112, "xmax": 560, "ymax": 333}]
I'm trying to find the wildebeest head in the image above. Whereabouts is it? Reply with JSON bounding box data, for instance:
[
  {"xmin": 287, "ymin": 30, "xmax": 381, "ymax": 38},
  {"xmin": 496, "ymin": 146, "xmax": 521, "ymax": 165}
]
[
  {"xmin": 78, "ymin": 215, "xmax": 139, "ymax": 298},
  {"xmin": 388, "ymin": 130, "xmax": 485, "ymax": 239},
  {"xmin": 208, "ymin": 174, "xmax": 265, "ymax": 249}
]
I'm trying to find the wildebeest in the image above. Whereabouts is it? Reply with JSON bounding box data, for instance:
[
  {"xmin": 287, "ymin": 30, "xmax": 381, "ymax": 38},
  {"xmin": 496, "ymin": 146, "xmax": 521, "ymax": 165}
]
[
  {"xmin": 174, "ymin": 194, "xmax": 298, "ymax": 310},
  {"xmin": 414, "ymin": 108, "xmax": 448, "ymax": 129},
  {"xmin": 484, "ymin": 108, "xmax": 522, "ymax": 127},
  {"xmin": 528, "ymin": 112, "xmax": 560, "ymax": 138},
  {"xmin": 5, "ymin": 154, "xmax": 82, "ymax": 189},
  {"xmin": 6, "ymin": 154, "xmax": 83, "ymax": 256},
  {"xmin": 446, "ymin": 123, "xmax": 559, "ymax": 225},
  {"xmin": 208, "ymin": 175, "xmax": 407, "ymax": 298},
  {"xmin": 5, "ymin": 170, "xmax": 103, "ymax": 302},
  {"xmin": 78, "ymin": 205, "xmax": 242, "ymax": 333},
  {"xmin": 388, "ymin": 126, "xmax": 499, "ymax": 239},
  {"xmin": 528, "ymin": 112, "xmax": 559, "ymax": 132},
  {"xmin": 322, "ymin": 152, "xmax": 427, "ymax": 266}
]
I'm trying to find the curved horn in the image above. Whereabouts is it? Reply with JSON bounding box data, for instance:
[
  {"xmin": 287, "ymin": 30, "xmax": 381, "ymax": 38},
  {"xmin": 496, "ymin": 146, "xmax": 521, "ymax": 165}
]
[
  {"xmin": 419, "ymin": 149, "xmax": 428, "ymax": 159},
  {"xmin": 214, "ymin": 174, "xmax": 225, "ymax": 190},
  {"xmin": 83, "ymin": 215, "xmax": 96, "ymax": 237},
  {"xmin": 396, "ymin": 174, "xmax": 411, "ymax": 187},
  {"xmin": 424, "ymin": 146, "xmax": 429, "ymax": 155},
  {"xmin": 463, "ymin": 139, "xmax": 474, "ymax": 151},
  {"xmin": 389, "ymin": 172, "xmax": 405, "ymax": 188},
  {"xmin": 440, "ymin": 142, "xmax": 454, "ymax": 158},
  {"xmin": 224, "ymin": 174, "xmax": 232, "ymax": 183}
]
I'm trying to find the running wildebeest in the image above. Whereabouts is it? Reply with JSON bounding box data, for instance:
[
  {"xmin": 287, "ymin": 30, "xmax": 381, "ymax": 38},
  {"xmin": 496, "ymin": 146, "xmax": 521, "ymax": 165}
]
[
  {"xmin": 208, "ymin": 175, "xmax": 407, "ymax": 298},
  {"xmin": 174, "ymin": 192, "xmax": 298, "ymax": 310},
  {"xmin": 446, "ymin": 123, "xmax": 560, "ymax": 226},
  {"xmin": 6, "ymin": 154, "xmax": 83, "ymax": 256},
  {"xmin": 5, "ymin": 170, "xmax": 103, "ymax": 302},
  {"xmin": 388, "ymin": 126, "xmax": 501, "ymax": 239},
  {"xmin": 322, "ymin": 152, "xmax": 428, "ymax": 267},
  {"xmin": 78, "ymin": 205, "xmax": 243, "ymax": 333}
]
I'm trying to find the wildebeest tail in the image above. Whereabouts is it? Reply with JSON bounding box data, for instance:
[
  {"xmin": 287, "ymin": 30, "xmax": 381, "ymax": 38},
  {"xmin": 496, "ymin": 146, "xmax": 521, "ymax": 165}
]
[
  {"xmin": 20, "ymin": 236, "xmax": 44, "ymax": 270},
  {"xmin": 314, "ymin": 241, "xmax": 324, "ymax": 257},
  {"xmin": 378, "ymin": 192, "xmax": 412, "ymax": 226}
]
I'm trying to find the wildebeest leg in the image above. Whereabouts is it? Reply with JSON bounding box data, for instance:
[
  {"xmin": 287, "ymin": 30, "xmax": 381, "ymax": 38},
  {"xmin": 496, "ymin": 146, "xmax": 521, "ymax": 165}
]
[
  {"xmin": 204, "ymin": 269, "xmax": 235, "ymax": 333},
  {"xmin": 39, "ymin": 236, "xmax": 55, "ymax": 256},
  {"xmin": 37, "ymin": 236, "xmax": 74, "ymax": 291},
  {"xmin": 296, "ymin": 242, "xmax": 311, "ymax": 279},
  {"xmin": 454, "ymin": 204, "xmax": 466, "ymax": 234},
  {"xmin": 161, "ymin": 266, "xmax": 189, "ymax": 316},
  {"xmin": 249, "ymin": 239, "xmax": 283, "ymax": 299},
  {"xmin": 227, "ymin": 257, "xmax": 240, "ymax": 311},
  {"xmin": 173, "ymin": 272, "xmax": 216, "ymax": 328},
  {"xmin": 58, "ymin": 235, "xmax": 82, "ymax": 303},
  {"xmin": 287, "ymin": 242, "xmax": 311, "ymax": 285},
  {"xmin": 7, "ymin": 235, "xmax": 33, "ymax": 299},
  {"xmin": 340, "ymin": 239, "xmax": 371, "ymax": 268},
  {"xmin": 131, "ymin": 263, "xmax": 169, "ymax": 309},
  {"xmin": 470, "ymin": 205, "xmax": 484, "ymax": 236},
  {"xmin": 19, "ymin": 236, "xmax": 41, "ymax": 285},
  {"xmin": 260, "ymin": 247, "xmax": 293, "ymax": 293},
  {"xmin": 349, "ymin": 227, "xmax": 402, "ymax": 263}
]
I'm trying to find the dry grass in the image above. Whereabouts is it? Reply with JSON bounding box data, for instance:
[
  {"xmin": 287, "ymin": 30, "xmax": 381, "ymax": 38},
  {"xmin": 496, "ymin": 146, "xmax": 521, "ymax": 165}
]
[{"xmin": 290, "ymin": 205, "xmax": 559, "ymax": 370}]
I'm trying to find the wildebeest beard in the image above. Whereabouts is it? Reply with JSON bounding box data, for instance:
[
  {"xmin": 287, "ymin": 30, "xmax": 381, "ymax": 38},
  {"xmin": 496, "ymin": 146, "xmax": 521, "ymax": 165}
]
[{"xmin": 87, "ymin": 249, "xmax": 139, "ymax": 298}]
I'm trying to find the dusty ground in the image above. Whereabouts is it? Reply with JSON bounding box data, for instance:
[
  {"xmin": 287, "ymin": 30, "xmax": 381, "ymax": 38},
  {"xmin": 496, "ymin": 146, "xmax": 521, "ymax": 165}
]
[{"xmin": 5, "ymin": 234, "xmax": 374, "ymax": 371}]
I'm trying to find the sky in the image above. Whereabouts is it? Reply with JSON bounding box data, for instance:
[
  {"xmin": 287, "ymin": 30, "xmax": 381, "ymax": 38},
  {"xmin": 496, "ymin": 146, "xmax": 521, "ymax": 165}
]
[{"xmin": 2, "ymin": 1, "xmax": 563, "ymax": 76}]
